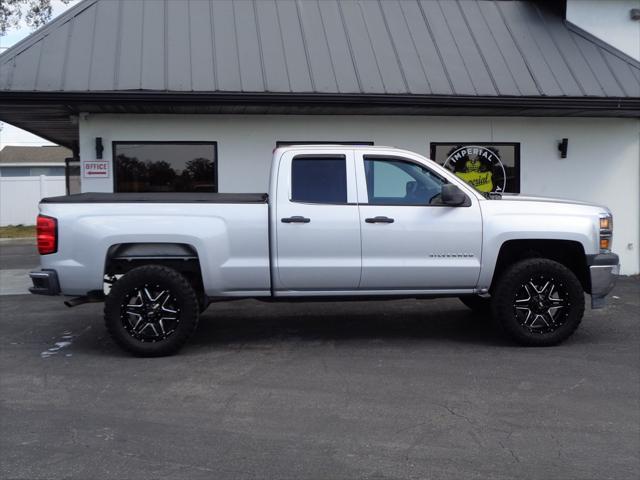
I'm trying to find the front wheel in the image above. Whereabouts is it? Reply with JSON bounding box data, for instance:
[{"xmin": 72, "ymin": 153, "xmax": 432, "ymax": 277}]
[
  {"xmin": 104, "ymin": 265, "xmax": 199, "ymax": 356},
  {"xmin": 492, "ymin": 258, "xmax": 585, "ymax": 346}
]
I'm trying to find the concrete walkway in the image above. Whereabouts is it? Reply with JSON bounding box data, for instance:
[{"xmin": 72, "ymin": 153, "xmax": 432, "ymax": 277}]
[
  {"xmin": 0, "ymin": 269, "xmax": 32, "ymax": 295},
  {"xmin": 0, "ymin": 240, "xmax": 38, "ymax": 295}
]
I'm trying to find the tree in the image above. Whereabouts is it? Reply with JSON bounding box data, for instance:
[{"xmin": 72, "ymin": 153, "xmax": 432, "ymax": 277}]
[
  {"xmin": 184, "ymin": 157, "xmax": 214, "ymax": 181},
  {"xmin": 1, "ymin": 0, "xmax": 72, "ymax": 36}
]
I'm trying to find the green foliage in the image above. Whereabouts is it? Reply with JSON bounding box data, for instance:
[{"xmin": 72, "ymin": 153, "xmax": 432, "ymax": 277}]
[
  {"xmin": 0, "ymin": 0, "xmax": 72, "ymax": 36},
  {"xmin": 0, "ymin": 225, "xmax": 36, "ymax": 238}
]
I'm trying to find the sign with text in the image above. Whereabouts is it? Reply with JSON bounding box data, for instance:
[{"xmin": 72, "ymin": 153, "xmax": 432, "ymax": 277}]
[
  {"xmin": 83, "ymin": 160, "xmax": 110, "ymax": 178},
  {"xmin": 430, "ymin": 142, "xmax": 520, "ymax": 193}
]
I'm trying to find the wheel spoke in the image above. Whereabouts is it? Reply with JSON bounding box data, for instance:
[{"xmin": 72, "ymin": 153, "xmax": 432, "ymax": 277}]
[
  {"xmin": 121, "ymin": 285, "xmax": 181, "ymax": 342},
  {"xmin": 127, "ymin": 291, "xmax": 144, "ymax": 308},
  {"xmin": 160, "ymin": 293, "xmax": 177, "ymax": 314},
  {"xmin": 131, "ymin": 317, "xmax": 144, "ymax": 333},
  {"xmin": 148, "ymin": 324, "xmax": 159, "ymax": 337},
  {"xmin": 539, "ymin": 281, "xmax": 550, "ymax": 294}
]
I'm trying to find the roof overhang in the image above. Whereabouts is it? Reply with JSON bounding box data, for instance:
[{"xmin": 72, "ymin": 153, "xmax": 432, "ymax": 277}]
[
  {"xmin": 1, "ymin": 91, "xmax": 639, "ymax": 149},
  {"xmin": 0, "ymin": 163, "xmax": 66, "ymax": 167}
]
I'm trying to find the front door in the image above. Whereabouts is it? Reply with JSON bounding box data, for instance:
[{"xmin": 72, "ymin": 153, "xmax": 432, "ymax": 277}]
[
  {"xmin": 356, "ymin": 154, "xmax": 482, "ymax": 290},
  {"xmin": 274, "ymin": 149, "xmax": 361, "ymax": 291}
]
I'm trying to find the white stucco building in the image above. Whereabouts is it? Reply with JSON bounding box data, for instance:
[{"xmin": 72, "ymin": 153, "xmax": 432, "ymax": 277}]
[{"xmin": 1, "ymin": 0, "xmax": 639, "ymax": 273}]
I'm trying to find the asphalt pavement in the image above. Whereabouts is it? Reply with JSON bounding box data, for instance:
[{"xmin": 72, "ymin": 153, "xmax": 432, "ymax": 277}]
[{"xmin": 0, "ymin": 242, "xmax": 638, "ymax": 479}]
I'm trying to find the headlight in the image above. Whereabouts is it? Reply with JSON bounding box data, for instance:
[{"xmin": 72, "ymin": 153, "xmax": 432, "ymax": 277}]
[{"xmin": 599, "ymin": 214, "xmax": 613, "ymax": 253}]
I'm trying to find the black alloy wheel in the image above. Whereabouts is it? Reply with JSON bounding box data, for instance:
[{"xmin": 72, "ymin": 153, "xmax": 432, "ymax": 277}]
[
  {"xmin": 492, "ymin": 258, "xmax": 585, "ymax": 346},
  {"xmin": 121, "ymin": 285, "xmax": 181, "ymax": 342},
  {"xmin": 513, "ymin": 275, "xmax": 570, "ymax": 334},
  {"xmin": 105, "ymin": 265, "xmax": 199, "ymax": 356}
]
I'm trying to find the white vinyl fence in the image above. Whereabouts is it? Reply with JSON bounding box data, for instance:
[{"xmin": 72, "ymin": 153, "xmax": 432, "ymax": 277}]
[{"xmin": 0, "ymin": 176, "xmax": 66, "ymax": 226}]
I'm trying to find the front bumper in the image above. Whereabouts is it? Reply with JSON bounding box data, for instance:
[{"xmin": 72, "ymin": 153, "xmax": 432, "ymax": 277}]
[
  {"xmin": 587, "ymin": 253, "xmax": 619, "ymax": 309},
  {"xmin": 29, "ymin": 269, "xmax": 61, "ymax": 296}
]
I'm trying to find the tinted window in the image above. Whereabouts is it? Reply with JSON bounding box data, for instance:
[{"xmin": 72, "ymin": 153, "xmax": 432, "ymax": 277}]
[
  {"xmin": 364, "ymin": 158, "xmax": 445, "ymax": 205},
  {"xmin": 291, "ymin": 157, "xmax": 347, "ymax": 204},
  {"xmin": 30, "ymin": 167, "xmax": 65, "ymax": 176},
  {"xmin": 0, "ymin": 167, "xmax": 30, "ymax": 177},
  {"xmin": 114, "ymin": 143, "xmax": 217, "ymax": 192}
]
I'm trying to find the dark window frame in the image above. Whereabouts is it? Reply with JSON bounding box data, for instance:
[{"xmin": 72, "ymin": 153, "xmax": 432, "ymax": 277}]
[
  {"xmin": 429, "ymin": 142, "xmax": 521, "ymax": 194},
  {"xmin": 290, "ymin": 154, "xmax": 350, "ymax": 205},
  {"xmin": 64, "ymin": 157, "xmax": 80, "ymax": 195},
  {"xmin": 112, "ymin": 141, "xmax": 218, "ymax": 193},
  {"xmin": 277, "ymin": 141, "xmax": 373, "ymax": 147}
]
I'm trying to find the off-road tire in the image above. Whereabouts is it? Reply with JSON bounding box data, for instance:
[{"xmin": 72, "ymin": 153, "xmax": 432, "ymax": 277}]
[
  {"xmin": 492, "ymin": 258, "xmax": 585, "ymax": 346},
  {"xmin": 104, "ymin": 265, "xmax": 199, "ymax": 356},
  {"xmin": 198, "ymin": 294, "xmax": 210, "ymax": 314}
]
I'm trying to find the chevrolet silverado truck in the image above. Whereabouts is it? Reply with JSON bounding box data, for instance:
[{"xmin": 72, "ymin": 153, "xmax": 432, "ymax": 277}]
[{"xmin": 29, "ymin": 145, "xmax": 619, "ymax": 356}]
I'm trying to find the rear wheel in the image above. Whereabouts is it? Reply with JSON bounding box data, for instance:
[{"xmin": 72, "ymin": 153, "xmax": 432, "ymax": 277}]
[
  {"xmin": 492, "ymin": 258, "xmax": 584, "ymax": 346},
  {"xmin": 104, "ymin": 265, "xmax": 199, "ymax": 356}
]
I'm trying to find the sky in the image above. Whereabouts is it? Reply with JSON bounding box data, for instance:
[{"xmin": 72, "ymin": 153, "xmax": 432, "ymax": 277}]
[{"xmin": 0, "ymin": 0, "xmax": 79, "ymax": 150}]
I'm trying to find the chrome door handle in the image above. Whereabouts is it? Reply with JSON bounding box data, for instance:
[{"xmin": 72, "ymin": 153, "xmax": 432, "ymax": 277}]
[
  {"xmin": 281, "ymin": 216, "xmax": 311, "ymax": 223},
  {"xmin": 365, "ymin": 216, "xmax": 394, "ymax": 224}
]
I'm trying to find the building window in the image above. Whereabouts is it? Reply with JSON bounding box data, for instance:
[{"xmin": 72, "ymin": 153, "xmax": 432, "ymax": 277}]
[
  {"xmin": 430, "ymin": 142, "xmax": 521, "ymax": 194},
  {"xmin": 364, "ymin": 157, "xmax": 446, "ymax": 205},
  {"xmin": 0, "ymin": 166, "xmax": 65, "ymax": 177},
  {"xmin": 30, "ymin": 167, "xmax": 66, "ymax": 176},
  {"xmin": 113, "ymin": 142, "xmax": 217, "ymax": 193},
  {"xmin": 291, "ymin": 156, "xmax": 347, "ymax": 204},
  {"xmin": 0, "ymin": 167, "xmax": 31, "ymax": 177}
]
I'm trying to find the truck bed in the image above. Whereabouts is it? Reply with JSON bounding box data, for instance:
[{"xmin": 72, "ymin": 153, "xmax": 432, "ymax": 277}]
[
  {"xmin": 38, "ymin": 195, "xmax": 271, "ymax": 296},
  {"xmin": 41, "ymin": 192, "xmax": 268, "ymax": 204}
]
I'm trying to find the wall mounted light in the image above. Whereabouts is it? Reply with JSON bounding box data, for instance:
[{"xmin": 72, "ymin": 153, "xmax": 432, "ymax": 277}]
[
  {"xmin": 630, "ymin": 8, "xmax": 640, "ymax": 21},
  {"xmin": 95, "ymin": 137, "xmax": 104, "ymax": 159},
  {"xmin": 558, "ymin": 138, "xmax": 568, "ymax": 159}
]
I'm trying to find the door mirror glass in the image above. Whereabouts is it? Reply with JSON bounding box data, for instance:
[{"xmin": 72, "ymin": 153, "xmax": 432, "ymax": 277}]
[{"xmin": 440, "ymin": 184, "xmax": 468, "ymax": 206}]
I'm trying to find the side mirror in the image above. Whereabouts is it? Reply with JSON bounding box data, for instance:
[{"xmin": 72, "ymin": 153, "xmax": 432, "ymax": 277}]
[{"xmin": 441, "ymin": 184, "xmax": 467, "ymax": 206}]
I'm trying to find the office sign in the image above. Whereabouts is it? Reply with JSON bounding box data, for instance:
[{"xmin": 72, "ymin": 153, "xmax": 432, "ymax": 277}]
[{"xmin": 83, "ymin": 160, "xmax": 110, "ymax": 178}]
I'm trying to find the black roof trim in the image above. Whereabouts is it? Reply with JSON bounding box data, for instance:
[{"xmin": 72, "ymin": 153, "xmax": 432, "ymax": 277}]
[
  {"xmin": 41, "ymin": 192, "xmax": 269, "ymax": 204},
  {"xmin": 1, "ymin": 91, "xmax": 638, "ymax": 112}
]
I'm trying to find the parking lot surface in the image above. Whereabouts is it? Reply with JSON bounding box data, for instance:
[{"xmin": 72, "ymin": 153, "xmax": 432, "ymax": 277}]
[{"xmin": 0, "ymin": 242, "xmax": 638, "ymax": 479}]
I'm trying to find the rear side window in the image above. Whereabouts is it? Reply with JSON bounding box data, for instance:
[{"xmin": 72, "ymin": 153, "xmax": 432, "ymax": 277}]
[{"xmin": 291, "ymin": 157, "xmax": 347, "ymax": 204}]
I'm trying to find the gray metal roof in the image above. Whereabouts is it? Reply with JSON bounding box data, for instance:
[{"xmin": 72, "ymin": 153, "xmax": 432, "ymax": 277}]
[{"xmin": 1, "ymin": 0, "xmax": 638, "ymax": 98}]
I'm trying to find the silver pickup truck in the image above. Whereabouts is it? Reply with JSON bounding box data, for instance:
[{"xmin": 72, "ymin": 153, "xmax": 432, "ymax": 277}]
[{"xmin": 30, "ymin": 145, "xmax": 619, "ymax": 356}]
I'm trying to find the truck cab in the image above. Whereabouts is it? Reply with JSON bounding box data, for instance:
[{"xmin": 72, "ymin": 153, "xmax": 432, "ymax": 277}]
[{"xmin": 272, "ymin": 146, "xmax": 482, "ymax": 294}]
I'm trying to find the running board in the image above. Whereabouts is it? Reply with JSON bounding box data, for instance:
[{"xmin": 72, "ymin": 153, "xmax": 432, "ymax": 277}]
[{"xmin": 64, "ymin": 291, "xmax": 105, "ymax": 308}]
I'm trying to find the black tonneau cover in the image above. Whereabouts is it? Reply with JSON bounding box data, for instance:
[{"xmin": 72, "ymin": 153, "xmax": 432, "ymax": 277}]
[{"xmin": 41, "ymin": 192, "xmax": 268, "ymax": 204}]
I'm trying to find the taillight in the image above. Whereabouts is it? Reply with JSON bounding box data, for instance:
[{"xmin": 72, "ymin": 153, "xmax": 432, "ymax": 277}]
[{"xmin": 37, "ymin": 215, "xmax": 57, "ymax": 255}]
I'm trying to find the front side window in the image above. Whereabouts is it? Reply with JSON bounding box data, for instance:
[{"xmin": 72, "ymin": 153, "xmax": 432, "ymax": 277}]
[
  {"xmin": 291, "ymin": 156, "xmax": 347, "ymax": 204},
  {"xmin": 114, "ymin": 142, "xmax": 217, "ymax": 192},
  {"xmin": 364, "ymin": 157, "xmax": 446, "ymax": 205}
]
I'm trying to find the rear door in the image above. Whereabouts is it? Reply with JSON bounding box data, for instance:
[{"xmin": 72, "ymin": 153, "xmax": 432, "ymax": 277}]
[
  {"xmin": 355, "ymin": 151, "xmax": 483, "ymax": 290},
  {"xmin": 274, "ymin": 149, "xmax": 361, "ymax": 291}
]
